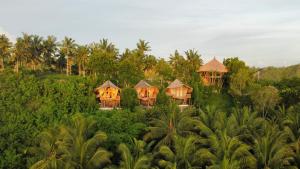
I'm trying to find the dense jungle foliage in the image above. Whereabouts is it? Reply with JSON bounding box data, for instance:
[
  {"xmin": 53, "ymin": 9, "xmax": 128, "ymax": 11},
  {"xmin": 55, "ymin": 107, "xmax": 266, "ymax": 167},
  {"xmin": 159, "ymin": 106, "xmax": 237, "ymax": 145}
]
[{"xmin": 0, "ymin": 33, "xmax": 300, "ymax": 169}]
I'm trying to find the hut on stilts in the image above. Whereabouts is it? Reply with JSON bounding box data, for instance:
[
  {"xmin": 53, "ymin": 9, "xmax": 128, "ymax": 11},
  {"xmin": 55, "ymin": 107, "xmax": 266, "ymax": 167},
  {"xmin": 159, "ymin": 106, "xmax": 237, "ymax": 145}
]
[
  {"xmin": 166, "ymin": 79, "xmax": 193, "ymax": 105},
  {"xmin": 198, "ymin": 57, "xmax": 228, "ymax": 87},
  {"xmin": 95, "ymin": 80, "xmax": 121, "ymax": 108},
  {"xmin": 134, "ymin": 80, "xmax": 159, "ymax": 107}
]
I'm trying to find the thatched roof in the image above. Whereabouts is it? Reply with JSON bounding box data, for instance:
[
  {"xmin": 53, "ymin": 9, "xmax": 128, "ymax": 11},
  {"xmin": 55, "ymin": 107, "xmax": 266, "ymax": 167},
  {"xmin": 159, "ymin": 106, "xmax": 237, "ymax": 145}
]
[
  {"xmin": 134, "ymin": 80, "xmax": 152, "ymax": 88},
  {"xmin": 198, "ymin": 57, "xmax": 228, "ymax": 73},
  {"xmin": 167, "ymin": 79, "xmax": 192, "ymax": 89},
  {"xmin": 97, "ymin": 80, "xmax": 120, "ymax": 89}
]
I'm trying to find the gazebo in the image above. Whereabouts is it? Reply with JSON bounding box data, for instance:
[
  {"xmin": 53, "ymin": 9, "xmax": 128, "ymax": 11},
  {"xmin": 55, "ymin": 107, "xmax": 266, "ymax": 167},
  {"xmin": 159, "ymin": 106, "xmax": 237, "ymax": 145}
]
[
  {"xmin": 134, "ymin": 80, "xmax": 159, "ymax": 106},
  {"xmin": 95, "ymin": 80, "xmax": 121, "ymax": 108},
  {"xmin": 198, "ymin": 57, "xmax": 228, "ymax": 87},
  {"xmin": 166, "ymin": 79, "xmax": 193, "ymax": 105}
]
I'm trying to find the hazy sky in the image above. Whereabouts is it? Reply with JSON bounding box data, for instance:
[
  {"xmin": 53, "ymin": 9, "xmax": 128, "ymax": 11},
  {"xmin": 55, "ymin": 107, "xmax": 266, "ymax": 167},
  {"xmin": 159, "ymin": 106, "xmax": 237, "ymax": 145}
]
[{"xmin": 1, "ymin": 0, "xmax": 300, "ymax": 67}]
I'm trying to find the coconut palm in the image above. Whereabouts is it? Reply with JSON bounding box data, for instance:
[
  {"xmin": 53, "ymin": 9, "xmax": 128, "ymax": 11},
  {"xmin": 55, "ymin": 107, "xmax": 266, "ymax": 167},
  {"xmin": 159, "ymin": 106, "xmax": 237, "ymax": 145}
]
[
  {"xmin": 88, "ymin": 39, "xmax": 118, "ymax": 78},
  {"xmin": 144, "ymin": 103, "xmax": 199, "ymax": 148},
  {"xmin": 61, "ymin": 37, "xmax": 77, "ymax": 75},
  {"xmin": 30, "ymin": 114, "xmax": 112, "ymax": 169},
  {"xmin": 157, "ymin": 135, "xmax": 199, "ymax": 169},
  {"xmin": 62, "ymin": 114, "xmax": 112, "ymax": 169},
  {"xmin": 254, "ymin": 125, "xmax": 295, "ymax": 169},
  {"xmin": 29, "ymin": 35, "xmax": 44, "ymax": 70},
  {"xmin": 197, "ymin": 130, "xmax": 256, "ymax": 169},
  {"xmin": 136, "ymin": 39, "xmax": 150, "ymax": 54},
  {"xmin": 118, "ymin": 139, "xmax": 152, "ymax": 169},
  {"xmin": 0, "ymin": 34, "xmax": 12, "ymax": 71},
  {"xmin": 228, "ymin": 107, "xmax": 266, "ymax": 144},
  {"xmin": 13, "ymin": 33, "xmax": 31, "ymax": 72},
  {"xmin": 283, "ymin": 106, "xmax": 300, "ymax": 167},
  {"xmin": 184, "ymin": 49, "xmax": 202, "ymax": 79},
  {"xmin": 43, "ymin": 35, "xmax": 58, "ymax": 69},
  {"xmin": 75, "ymin": 45, "xmax": 89, "ymax": 76},
  {"xmin": 29, "ymin": 128, "xmax": 72, "ymax": 169}
]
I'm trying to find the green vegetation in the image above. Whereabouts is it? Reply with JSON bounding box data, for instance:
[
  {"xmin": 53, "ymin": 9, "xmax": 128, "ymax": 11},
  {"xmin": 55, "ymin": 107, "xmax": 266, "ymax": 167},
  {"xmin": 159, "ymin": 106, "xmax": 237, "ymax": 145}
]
[
  {"xmin": 258, "ymin": 64, "xmax": 300, "ymax": 81},
  {"xmin": 0, "ymin": 33, "xmax": 300, "ymax": 169}
]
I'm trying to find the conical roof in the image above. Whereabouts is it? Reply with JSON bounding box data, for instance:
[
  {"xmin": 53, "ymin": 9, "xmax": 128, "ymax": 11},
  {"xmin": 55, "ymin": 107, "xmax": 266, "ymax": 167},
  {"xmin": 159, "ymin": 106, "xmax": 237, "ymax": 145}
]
[
  {"xmin": 167, "ymin": 79, "xmax": 192, "ymax": 89},
  {"xmin": 98, "ymin": 80, "xmax": 120, "ymax": 89},
  {"xmin": 135, "ymin": 80, "xmax": 152, "ymax": 88},
  {"xmin": 198, "ymin": 57, "xmax": 228, "ymax": 73}
]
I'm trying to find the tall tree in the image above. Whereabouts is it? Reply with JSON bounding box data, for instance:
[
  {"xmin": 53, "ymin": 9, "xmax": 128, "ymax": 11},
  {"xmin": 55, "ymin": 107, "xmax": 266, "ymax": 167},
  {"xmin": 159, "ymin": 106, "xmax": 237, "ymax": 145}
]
[
  {"xmin": 42, "ymin": 35, "xmax": 58, "ymax": 69},
  {"xmin": 61, "ymin": 37, "xmax": 77, "ymax": 75},
  {"xmin": 0, "ymin": 34, "xmax": 12, "ymax": 71},
  {"xmin": 184, "ymin": 49, "xmax": 203, "ymax": 82},
  {"xmin": 118, "ymin": 49, "xmax": 144, "ymax": 87},
  {"xmin": 88, "ymin": 39, "xmax": 118, "ymax": 79},
  {"xmin": 250, "ymin": 85, "xmax": 281, "ymax": 117},
  {"xmin": 29, "ymin": 35, "xmax": 44, "ymax": 70},
  {"xmin": 75, "ymin": 45, "xmax": 89, "ymax": 76},
  {"xmin": 12, "ymin": 33, "xmax": 32, "ymax": 73},
  {"xmin": 169, "ymin": 50, "xmax": 187, "ymax": 82}
]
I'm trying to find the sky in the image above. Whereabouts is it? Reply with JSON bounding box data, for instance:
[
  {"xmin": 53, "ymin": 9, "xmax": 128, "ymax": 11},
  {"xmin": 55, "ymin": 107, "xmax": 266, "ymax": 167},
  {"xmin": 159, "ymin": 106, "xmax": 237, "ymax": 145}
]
[{"xmin": 1, "ymin": 0, "xmax": 300, "ymax": 67}]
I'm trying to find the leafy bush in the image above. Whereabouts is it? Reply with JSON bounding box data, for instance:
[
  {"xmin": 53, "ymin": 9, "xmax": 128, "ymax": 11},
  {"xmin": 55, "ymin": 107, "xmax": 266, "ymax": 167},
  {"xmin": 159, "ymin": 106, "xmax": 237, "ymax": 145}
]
[{"xmin": 120, "ymin": 88, "xmax": 138, "ymax": 111}]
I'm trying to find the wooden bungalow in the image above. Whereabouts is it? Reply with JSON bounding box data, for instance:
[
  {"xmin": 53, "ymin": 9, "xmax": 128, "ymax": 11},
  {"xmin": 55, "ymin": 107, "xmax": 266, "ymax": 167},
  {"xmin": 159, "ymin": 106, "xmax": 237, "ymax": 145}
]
[
  {"xmin": 95, "ymin": 80, "xmax": 121, "ymax": 108},
  {"xmin": 198, "ymin": 57, "xmax": 228, "ymax": 87},
  {"xmin": 134, "ymin": 80, "xmax": 159, "ymax": 106},
  {"xmin": 166, "ymin": 79, "xmax": 193, "ymax": 105}
]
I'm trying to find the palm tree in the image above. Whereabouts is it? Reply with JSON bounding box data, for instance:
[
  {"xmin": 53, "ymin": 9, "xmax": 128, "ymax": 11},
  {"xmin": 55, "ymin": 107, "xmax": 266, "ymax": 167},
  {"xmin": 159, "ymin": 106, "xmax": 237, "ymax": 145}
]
[
  {"xmin": 75, "ymin": 45, "xmax": 89, "ymax": 76},
  {"xmin": 283, "ymin": 106, "xmax": 300, "ymax": 168},
  {"xmin": 197, "ymin": 130, "xmax": 256, "ymax": 169},
  {"xmin": 136, "ymin": 39, "xmax": 150, "ymax": 54},
  {"xmin": 30, "ymin": 114, "xmax": 112, "ymax": 169},
  {"xmin": 185, "ymin": 49, "xmax": 202, "ymax": 72},
  {"xmin": 29, "ymin": 35, "xmax": 44, "ymax": 70},
  {"xmin": 61, "ymin": 37, "xmax": 77, "ymax": 75},
  {"xmin": 88, "ymin": 39, "xmax": 118, "ymax": 78},
  {"xmin": 43, "ymin": 35, "xmax": 58, "ymax": 69},
  {"xmin": 13, "ymin": 33, "xmax": 31, "ymax": 73},
  {"xmin": 118, "ymin": 139, "xmax": 152, "ymax": 169},
  {"xmin": 157, "ymin": 135, "xmax": 199, "ymax": 169},
  {"xmin": 144, "ymin": 103, "xmax": 199, "ymax": 148},
  {"xmin": 169, "ymin": 50, "xmax": 186, "ymax": 81},
  {"xmin": 254, "ymin": 125, "xmax": 295, "ymax": 169},
  {"xmin": 228, "ymin": 107, "xmax": 266, "ymax": 144},
  {"xmin": 29, "ymin": 128, "xmax": 72, "ymax": 169},
  {"xmin": 0, "ymin": 34, "xmax": 12, "ymax": 71}
]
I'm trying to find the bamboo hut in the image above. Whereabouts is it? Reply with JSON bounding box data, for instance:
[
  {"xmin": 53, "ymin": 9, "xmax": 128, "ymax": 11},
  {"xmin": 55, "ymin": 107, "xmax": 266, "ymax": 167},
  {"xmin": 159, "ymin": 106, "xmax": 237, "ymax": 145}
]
[
  {"xmin": 134, "ymin": 80, "xmax": 159, "ymax": 106},
  {"xmin": 95, "ymin": 80, "xmax": 121, "ymax": 108},
  {"xmin": 198, "ymin": 57, "xmax": 228, "ymax": 87},
  {"xmin": 166, "ymin": 79, "xmax": 193, "ymax": 105}
]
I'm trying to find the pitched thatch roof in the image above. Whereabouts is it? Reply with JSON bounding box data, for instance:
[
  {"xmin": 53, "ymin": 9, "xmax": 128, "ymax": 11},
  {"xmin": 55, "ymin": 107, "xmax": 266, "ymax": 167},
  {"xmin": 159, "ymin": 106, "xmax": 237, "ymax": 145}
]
[
  {"xmin": 198, "ymin": 57, "xmax": 228, "ymax": 73},
  {"xmin": 167, "ymin": 79, "xmax": 192, "ymax": 89},
  {"xmin": 134, "ymin": 80, "xmax": 152, "ymax": 88},
  {"xmin": 97, "ymin": 80, "xmax": 120, "ymax": 89}
]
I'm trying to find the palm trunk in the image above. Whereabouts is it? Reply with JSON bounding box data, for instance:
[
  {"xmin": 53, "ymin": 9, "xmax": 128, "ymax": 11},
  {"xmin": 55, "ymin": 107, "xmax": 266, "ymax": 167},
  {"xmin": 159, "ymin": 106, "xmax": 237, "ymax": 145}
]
[
  {"xmin": 14, "ymin": 60, "xmax": 19, "ymax": 73},
  {"xmin": 82, "ymin": 66, "xmax": 86, "ymax": 77},
  {"xmin": 66, "ymin": 57, "xmax": 72, "ymax": 76},
  {"xmin": 0, "ymin": 57, "xmax": 4, "ymax": 72}
]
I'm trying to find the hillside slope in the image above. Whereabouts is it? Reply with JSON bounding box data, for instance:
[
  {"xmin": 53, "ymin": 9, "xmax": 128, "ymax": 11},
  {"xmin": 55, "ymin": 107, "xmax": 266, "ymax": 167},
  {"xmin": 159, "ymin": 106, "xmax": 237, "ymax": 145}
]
[{"xmin": 258, "ymin": 64, "xmax": 300, "ymax": 81}]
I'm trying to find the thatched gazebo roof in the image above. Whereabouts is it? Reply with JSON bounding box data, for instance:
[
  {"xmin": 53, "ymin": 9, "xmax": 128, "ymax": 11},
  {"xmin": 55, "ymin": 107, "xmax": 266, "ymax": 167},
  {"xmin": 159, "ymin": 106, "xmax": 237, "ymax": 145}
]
[
  {"xmin": 167, "ymin": 79, "xmax": 192, "ymax": 89},
  {"xmin": 198, "ymin": 57, "xmax": 228, "ymax": 73},
  {"xmin": 134, "ymin": 80, "xmax": 152, "ymax": 88},
  {"xmin": 96, "ymin": 80, "xmax": 120, "ymax": 90}
]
